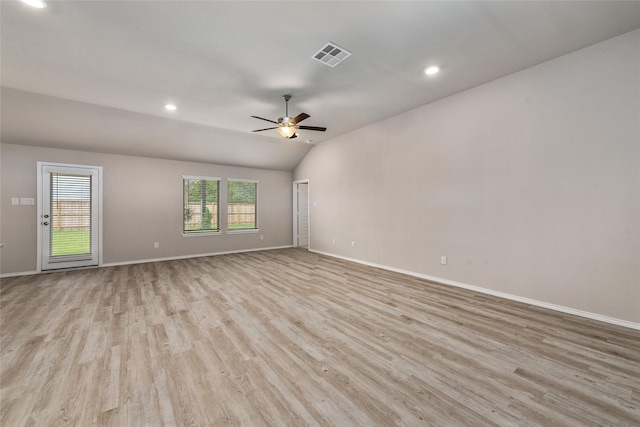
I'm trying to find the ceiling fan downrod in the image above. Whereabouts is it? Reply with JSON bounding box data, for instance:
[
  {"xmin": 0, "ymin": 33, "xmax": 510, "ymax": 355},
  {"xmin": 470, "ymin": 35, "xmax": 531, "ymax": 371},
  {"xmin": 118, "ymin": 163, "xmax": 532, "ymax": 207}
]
[{"xmin": 283, "ymin": 95, "xmax": 291, "ymax": 120}]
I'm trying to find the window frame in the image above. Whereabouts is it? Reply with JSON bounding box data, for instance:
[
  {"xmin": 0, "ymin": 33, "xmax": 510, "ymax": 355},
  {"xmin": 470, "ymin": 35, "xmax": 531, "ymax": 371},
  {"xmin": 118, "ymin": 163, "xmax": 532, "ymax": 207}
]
[
  {"xmin": 226, "ymin": 178, "xmax": 259, "ymax": 234},
  {"xmin": 182, "ymin": 175, "xmax": 221, "ymax": 237}
]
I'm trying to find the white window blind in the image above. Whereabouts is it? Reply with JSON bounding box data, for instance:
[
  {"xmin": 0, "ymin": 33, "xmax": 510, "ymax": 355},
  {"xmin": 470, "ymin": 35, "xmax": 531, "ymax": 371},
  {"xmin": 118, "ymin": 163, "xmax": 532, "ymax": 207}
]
[{"xmin": 50, "ymin": 173, "xmax": 92, "ymax": 257}]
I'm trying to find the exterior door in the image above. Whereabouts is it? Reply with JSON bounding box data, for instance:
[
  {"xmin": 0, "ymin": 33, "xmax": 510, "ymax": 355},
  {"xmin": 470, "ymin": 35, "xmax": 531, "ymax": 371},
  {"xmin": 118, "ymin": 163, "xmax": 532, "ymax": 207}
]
[{"xmin": 39, "ymin": 163, "xmax": 101, "ymax": 270}]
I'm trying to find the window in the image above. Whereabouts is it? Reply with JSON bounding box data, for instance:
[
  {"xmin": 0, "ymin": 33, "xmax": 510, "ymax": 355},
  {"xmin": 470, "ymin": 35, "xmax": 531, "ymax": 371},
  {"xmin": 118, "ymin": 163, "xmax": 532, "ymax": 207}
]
[
  {"xmin": 227, "ymin": 179, "xmax": 258, "ymax": 231},
  {"xmin": 183, "ymin": 176, "xmax": 220, "ymax": 234}
]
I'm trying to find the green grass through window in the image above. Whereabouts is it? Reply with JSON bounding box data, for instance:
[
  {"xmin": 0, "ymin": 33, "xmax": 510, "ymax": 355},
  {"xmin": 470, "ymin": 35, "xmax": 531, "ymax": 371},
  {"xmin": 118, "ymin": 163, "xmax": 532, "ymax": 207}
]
[
  {"xmin": 51, "ymin": 229, "xmax": 90, "ymax": 256},
  {"xmin": 228, "ymin": 223, "xmax": 256, "ymax": 230}
]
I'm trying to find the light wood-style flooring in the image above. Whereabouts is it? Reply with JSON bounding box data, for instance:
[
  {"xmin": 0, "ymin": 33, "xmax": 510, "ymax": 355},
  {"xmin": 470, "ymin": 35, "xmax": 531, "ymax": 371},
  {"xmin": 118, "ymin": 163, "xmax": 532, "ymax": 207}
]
[{"xmin": 1, "ymin": 249, "xmax": 639, "ymax": 426}]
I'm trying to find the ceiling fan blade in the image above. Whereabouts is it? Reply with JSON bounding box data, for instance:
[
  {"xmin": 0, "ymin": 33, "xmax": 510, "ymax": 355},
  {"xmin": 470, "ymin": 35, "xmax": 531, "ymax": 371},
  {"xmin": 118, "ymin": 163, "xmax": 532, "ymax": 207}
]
[
  {"xmin": 298, "ymin": 125, "xmax": 327, "ymax": 132},
  {"xmin": 290, "ymin": 113, "xmax": 310, "ymax": 125},
  {"xmin": 252, "ymin": 127, "xmax": 279, "ymax": 132},
  {"xmin": 251, "ymin": 116, "xmax": 278, "ymax": 124}
]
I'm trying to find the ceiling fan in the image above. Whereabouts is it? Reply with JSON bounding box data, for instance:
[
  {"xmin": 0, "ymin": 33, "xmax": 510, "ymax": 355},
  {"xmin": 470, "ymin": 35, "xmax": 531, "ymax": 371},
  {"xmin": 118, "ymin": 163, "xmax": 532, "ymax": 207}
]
[{"xmin": 251, "ymin": 95, "xmax": 327, "ymax": 139}]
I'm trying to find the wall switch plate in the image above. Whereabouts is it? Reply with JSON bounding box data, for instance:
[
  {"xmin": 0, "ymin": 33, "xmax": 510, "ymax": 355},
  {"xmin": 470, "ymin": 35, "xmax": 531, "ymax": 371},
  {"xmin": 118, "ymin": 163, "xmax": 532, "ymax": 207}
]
[
  {"xmin": 351, "ymin": 241, "xmax": 356, "ymax": 248},
  {"xmin": 260, "ymin": 235, "xmax": 264, "ymax": 240},
  {"xmin": 20, "ymin": 198, "xmax": 34, "ymax": 205},
  {"xmin": 11, "ymin": 198, "xmax": 19, "ymax": 205},
  {"xmin": 332, "ymin": 238, "xmax": 336, "ymax": 245},
  {"xmin": 154, "ymin": 242, "xmax": 159, "ymax": 248},
  {"xmin": 441, "ymin": 256, "xmax": 447, "ymax": 265}
]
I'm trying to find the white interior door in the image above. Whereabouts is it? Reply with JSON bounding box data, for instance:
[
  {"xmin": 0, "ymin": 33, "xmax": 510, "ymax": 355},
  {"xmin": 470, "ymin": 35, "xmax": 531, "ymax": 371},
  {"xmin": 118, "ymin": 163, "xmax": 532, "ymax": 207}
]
[
  {"xmin": 40, "ymin": 163, "xmax": 101, "ymax": 270},
  {"xmin": 294, "ymin": 182, "xmax": 309, "ymax": 248},
  {"xmin": 293, "ymin": 180, "xmax": 310, "ymax": 248}
]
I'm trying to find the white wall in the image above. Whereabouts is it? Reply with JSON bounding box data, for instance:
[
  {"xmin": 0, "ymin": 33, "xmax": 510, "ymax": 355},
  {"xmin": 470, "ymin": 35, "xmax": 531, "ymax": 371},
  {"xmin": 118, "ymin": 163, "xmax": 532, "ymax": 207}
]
[
  {"xmin": 294, "ymin": 30, "xmax": 640, "ymax": 324},
  {"xmin": 0, "ymin": 144, "xmax": 293, "ymax": 274}
]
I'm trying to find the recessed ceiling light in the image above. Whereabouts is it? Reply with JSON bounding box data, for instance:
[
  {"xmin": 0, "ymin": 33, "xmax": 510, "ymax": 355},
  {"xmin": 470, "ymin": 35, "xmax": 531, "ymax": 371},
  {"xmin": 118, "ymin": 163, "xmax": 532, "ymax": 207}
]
[
  {"xmin": 425, "ymin": 66, "xmax": 440, "ymax": 75},
  {"xmin": 20, "ymin": 0, "xmax": 46, "ymax": 8},
  {"xmin": 164, "ymin": 104, "xmax": 177, "ymax": 111}
]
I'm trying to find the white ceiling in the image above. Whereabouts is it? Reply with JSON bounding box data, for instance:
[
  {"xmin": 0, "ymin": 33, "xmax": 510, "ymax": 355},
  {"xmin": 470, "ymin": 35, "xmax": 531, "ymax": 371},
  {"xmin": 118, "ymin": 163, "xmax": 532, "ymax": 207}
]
[{"xmin": 2, "ymin": 1, "xmax": 639, "ymax": 171}]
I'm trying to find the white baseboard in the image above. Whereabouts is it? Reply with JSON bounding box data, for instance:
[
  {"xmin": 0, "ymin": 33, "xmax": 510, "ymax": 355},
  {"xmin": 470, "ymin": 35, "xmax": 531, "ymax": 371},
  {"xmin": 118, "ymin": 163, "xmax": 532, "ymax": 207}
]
[
  {"xmin": 0, "ymin": 270, "xmax": 39, "ymax": 279},
  {"xmin": 310, "ymin": 249, "xmax": 640, "ymax": 331},
  {"xmin": 101, "ymin": 245, "xmax": 293, "ymax": 267}
]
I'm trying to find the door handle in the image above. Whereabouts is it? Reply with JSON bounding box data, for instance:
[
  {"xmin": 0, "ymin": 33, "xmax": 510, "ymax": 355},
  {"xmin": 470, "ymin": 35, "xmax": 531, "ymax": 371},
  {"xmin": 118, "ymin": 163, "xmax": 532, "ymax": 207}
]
[{"xmin": 43, "ymin": 222, "xmax": 49, "ymax": 226}]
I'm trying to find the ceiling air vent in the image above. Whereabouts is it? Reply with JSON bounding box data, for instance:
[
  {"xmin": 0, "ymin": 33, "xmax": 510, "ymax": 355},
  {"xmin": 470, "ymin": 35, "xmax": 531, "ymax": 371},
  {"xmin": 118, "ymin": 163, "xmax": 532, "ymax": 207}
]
[{"xmin": 312, "ymin": 42, "xmax": 351, "ymax": 67}]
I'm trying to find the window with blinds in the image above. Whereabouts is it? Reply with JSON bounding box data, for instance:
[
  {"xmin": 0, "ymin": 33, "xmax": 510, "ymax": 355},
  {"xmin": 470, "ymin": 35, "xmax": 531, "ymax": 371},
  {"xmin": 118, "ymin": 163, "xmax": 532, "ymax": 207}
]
[
  {"xmin": 50, "ymin": 173, "xmax": 92, "ymax": 257},
  {"xmin": 227, "ymin": 179, "xmax": 258, "ymax": 230},
  {"xmin": 183, "ymin": 177, "xmax": 220, "ymax": 234}
]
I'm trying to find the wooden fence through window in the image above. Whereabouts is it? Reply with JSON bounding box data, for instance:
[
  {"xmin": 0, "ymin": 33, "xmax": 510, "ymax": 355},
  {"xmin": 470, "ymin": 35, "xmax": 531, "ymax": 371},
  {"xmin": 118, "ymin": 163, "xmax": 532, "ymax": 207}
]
[
  {"xmin": 51, "ymin": 200, "xmax": 90, "ymax": 231},
  {"xmin": 184, "ymin": 203, "xmax": 255, "ymax": 228},
  {"xmin": 52, "ymin": 201, "xmax": 256, "ymax": 231},
  {"xmin": 228, "ymin": 203, "xmax": 256, "ymax": 227},
  {"xmin": 184, "ymin": 203, "xmax": 219, "ymax": 229}
]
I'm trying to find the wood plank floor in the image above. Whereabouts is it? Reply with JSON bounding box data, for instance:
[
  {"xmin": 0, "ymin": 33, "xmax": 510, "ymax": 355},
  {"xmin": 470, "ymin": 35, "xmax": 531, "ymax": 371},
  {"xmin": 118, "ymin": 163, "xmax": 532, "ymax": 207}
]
[{"xmin": 1, "ymin": 248, "xmax": 639, "ymax": 426}]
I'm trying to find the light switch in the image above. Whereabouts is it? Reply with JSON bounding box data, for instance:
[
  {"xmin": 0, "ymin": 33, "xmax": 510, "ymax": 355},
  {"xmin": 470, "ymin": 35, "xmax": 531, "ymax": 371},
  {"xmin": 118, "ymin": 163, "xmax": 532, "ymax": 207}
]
[{"xmin": 20, "ymin": 198, "xmax": 35, "ymax": 205}]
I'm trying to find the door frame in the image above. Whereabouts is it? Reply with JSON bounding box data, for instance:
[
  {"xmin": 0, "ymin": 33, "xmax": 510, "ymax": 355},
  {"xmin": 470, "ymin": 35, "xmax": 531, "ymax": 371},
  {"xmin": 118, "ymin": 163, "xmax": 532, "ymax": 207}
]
[
  {"xmin": 36, "ymin": 161, "xmax": 104, "ymax": 272},
  {"xmin": 292, "ymin": 179, "xmax": 310, "ymax": 249}
]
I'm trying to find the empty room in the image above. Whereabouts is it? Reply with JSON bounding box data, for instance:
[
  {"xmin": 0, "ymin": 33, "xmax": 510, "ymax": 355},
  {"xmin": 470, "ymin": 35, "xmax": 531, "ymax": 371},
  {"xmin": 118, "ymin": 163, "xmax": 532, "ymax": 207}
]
[{"xmin": 1, "ymin": 1, "xmax": 639, "ymax": 426}]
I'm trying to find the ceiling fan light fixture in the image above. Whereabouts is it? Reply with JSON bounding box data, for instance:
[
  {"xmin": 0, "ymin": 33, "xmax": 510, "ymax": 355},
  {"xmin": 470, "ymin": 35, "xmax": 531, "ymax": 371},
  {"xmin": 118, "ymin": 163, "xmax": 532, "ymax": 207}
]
[{"xmin": 277, "ymin": 125, "xmax": 297, "ymax": 139}]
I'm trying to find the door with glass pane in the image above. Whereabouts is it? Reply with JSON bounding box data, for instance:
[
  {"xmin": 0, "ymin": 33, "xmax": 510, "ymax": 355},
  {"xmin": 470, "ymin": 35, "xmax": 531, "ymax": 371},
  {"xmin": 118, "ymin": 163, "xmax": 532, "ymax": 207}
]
[{"xmin": 40, "ymin": 164, "xmax": 100, "ymax": 270}]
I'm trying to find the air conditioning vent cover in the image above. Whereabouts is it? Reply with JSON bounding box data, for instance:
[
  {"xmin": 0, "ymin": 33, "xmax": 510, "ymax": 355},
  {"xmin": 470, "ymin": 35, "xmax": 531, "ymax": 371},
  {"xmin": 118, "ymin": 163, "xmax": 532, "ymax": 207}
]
[{"xmin": 312, "ymin": 42, "xmax": 352, "ymax": 67}]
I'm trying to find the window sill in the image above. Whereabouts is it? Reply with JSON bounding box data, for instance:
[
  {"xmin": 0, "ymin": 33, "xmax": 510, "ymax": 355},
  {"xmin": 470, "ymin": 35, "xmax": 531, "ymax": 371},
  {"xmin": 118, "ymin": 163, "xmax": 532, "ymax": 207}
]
[
  {"xmin": 182, "ymin": 231, "xmax": 222, "ymax": 237},
  {"xmin": 227, "ymin": 229, "xmax": 260, "ymax": 235}
]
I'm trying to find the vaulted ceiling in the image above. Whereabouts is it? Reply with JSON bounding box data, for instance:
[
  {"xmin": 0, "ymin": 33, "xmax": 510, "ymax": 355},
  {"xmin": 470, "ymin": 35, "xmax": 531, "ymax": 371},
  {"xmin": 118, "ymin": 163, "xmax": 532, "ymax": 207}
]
[{"xmin": 2, "ymin": 1, "xmax": 639, "ymax": 171}]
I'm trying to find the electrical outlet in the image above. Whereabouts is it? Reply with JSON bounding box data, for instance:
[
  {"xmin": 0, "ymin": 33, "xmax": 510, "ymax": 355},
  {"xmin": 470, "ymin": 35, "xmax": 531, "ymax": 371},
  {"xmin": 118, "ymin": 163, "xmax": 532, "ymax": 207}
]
[
  {"xmin": 441, "ymin": 256, "xmax": 447, "ymax": 265},
  {"xmin": 154, "ymin": 242, "xmax": 159, "ymax": 249}
]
